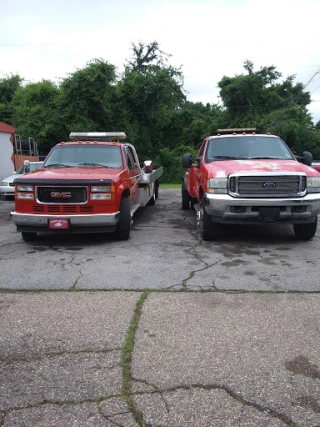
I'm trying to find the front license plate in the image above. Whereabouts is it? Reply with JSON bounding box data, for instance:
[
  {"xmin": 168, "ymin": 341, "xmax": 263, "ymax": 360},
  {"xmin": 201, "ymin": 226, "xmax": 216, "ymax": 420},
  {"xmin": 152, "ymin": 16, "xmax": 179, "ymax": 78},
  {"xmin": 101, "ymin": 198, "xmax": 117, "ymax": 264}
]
[
  {"xmin": 49, "ymin": 218, "xmax": 69, "ymax": 229},
  {"xmin": 259, "ymin": 207, "xmax": 281, "ymax": 221}
]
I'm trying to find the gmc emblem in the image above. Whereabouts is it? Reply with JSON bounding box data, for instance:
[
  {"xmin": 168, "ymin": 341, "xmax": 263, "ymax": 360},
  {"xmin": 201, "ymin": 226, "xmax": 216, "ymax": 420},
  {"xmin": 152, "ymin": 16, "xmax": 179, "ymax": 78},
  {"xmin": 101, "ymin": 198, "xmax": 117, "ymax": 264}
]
[{"xmin": 50, "ymin": 191, "xmax": 72, "ymax": 198}]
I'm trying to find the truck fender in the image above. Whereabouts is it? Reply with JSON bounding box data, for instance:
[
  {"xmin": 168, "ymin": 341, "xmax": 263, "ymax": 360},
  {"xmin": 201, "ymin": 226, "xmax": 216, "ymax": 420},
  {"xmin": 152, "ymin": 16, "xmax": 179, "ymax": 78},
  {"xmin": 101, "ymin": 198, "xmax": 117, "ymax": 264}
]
[{"xmin": 118, "ymin": 184, "xmax": 130, "ymax": 198}]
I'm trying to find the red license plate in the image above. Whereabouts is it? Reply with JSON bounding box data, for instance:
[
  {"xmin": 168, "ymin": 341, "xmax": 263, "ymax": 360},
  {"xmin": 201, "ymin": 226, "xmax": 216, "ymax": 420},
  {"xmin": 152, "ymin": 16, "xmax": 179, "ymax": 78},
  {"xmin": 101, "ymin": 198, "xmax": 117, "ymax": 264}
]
[{"xmin": 49, "ymin": 218, "xmax": 69, "ymax": 229}]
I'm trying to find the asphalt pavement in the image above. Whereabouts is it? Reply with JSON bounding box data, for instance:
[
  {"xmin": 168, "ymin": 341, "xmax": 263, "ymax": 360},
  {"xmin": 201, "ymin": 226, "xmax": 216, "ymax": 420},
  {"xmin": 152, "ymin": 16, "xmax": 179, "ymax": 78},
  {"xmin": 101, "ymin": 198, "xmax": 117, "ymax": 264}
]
[{"xmin": 1, "ymin": 189, "xmax": 320, "ymax": 426}]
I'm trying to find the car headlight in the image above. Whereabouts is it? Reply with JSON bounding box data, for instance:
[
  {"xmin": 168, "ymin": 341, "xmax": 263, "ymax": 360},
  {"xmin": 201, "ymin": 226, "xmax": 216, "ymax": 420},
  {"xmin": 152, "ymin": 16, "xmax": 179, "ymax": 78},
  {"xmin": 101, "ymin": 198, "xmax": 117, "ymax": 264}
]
[
  {"xmin": 207, "ymin": 178, "xmax": 228, "ymax": 194},
  {"xmin": 0, "ymin": 182, "xmax": 9, "ymax": 186},
  {"xmin": 307, "ymin": 177, "xmax": 320, "ymax": 193}
]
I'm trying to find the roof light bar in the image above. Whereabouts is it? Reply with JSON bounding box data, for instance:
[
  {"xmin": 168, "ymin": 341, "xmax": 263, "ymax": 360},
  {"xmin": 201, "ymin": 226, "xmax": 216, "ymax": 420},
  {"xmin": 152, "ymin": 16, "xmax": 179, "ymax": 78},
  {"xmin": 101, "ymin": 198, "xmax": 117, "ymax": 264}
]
[
  {"xmin": 217, "ymin": 128, "xmax": 257, "ymax": 134},
  {"xmin": 69, "ymin": 132, "xmax": 127, "ymax": 141}
]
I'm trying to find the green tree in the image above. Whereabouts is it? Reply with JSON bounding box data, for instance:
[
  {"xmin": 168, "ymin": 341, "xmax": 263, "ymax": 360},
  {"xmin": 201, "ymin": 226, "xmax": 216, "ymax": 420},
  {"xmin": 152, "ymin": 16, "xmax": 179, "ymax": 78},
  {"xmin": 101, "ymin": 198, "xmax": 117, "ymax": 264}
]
[
  {"xmin": 12, "ymin": 80, "xmax": 60, "ymax": 150},
  {"xmin": 58, "ymin": 59, "xmax": 117, "ymax": 136},
  {"xmin": 0, "ymin": 74, "xmax": 23, "ymax": 124},
  {"xmin": 217, "ymin": 61, "xmax": 314, "ymax": 153},
  {"xmin": 117, "ymin": 42, "xmax": 186, "ymax": 158}
]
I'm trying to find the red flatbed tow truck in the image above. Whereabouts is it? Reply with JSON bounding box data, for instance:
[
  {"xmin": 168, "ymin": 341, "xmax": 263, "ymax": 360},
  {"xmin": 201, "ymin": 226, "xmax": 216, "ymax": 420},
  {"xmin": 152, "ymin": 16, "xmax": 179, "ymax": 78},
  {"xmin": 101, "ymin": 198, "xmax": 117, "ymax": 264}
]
[{"xmin": 11, "ymin": 132, "xmax": 163, "ymax": 241}]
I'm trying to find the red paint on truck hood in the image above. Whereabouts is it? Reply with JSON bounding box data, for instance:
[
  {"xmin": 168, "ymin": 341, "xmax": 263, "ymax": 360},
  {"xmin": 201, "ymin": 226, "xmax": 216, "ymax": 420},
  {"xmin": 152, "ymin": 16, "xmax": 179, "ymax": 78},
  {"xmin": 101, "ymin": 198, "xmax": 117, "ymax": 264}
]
[
  {"xmin": 205, "ymin": 160, "xmax": 320, "ymax": 177},
  {"xmin": 18, "ymin": 167, "xmax": 124, "ymax": 181}
]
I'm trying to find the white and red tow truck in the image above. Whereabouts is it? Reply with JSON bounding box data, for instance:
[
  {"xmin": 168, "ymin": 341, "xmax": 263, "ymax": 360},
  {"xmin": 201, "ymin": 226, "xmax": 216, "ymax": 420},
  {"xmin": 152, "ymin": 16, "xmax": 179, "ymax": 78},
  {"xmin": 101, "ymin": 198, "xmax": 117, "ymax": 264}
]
[{"xmin": 11, "ymin": 132, "xmax": 163, "ymax": 242}]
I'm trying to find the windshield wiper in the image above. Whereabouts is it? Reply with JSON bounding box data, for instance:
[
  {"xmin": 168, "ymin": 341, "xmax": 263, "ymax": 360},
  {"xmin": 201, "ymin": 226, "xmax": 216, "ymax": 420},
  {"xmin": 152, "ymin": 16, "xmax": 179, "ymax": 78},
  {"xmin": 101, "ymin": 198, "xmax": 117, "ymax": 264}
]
[
  {"xmin": 78, "ymin": 162, "xmax": 108, "ymax": 167},
  {"xmin": 246, "ymin": 157, "xmax": 287, "ymax": 160},
  {"xmin": 209, "ymin": 156, "xmax": 248, "ymax": 160},
  {"xmin": 43, "ymin": 164, "xmax": 73, "ymax": 168}
]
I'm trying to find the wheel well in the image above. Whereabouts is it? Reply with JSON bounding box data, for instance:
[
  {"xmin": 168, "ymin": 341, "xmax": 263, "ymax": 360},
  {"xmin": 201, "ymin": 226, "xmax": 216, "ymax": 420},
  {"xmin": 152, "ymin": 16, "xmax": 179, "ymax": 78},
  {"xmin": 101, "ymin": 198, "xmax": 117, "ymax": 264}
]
[
  {"xmin": 122, "ymin": 188, "xmax": 130, "ymax": 198},
  {"xmin": 199, "ymin": 186, "xmax": 204, "ymax": 200}
]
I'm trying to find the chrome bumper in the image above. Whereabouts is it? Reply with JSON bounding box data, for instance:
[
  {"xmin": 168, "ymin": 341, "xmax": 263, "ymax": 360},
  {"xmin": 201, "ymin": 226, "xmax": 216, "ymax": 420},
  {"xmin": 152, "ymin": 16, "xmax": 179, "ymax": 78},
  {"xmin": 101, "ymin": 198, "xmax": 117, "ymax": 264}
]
[
  {"xmin": 11, "ymin": 212, "xmax": 120, "ymax": 227},
  {"xmin": 204, "ymin": 193, "xmax": 320, "ymax": 221}
]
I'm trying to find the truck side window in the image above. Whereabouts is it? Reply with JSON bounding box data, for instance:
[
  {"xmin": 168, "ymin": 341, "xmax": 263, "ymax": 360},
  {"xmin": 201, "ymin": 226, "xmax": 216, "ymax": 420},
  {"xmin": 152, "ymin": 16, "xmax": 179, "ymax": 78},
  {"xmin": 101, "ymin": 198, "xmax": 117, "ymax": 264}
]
[
  {"xmin": 125, "ymin": 148, "xmax": 134, "ymax": 171},
  {"xmin": 198, "ymin": 140, "xmax": 206, "ymax": 157},
  {"xmin": 127, "ymin": 146, "xmax": 138, "ymax": 168}
]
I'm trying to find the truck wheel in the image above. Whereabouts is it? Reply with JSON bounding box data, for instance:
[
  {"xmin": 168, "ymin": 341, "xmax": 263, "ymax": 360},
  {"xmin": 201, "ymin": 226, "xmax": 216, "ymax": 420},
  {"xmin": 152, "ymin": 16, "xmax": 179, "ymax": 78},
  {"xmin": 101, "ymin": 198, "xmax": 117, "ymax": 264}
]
[
  {"xmin": 147, "ymin": 187, "xmax": 156, "ymax": 206},
  {"xmin": 293, "ymin": 218, "xmax": 317, "ymax": 240},
  {"xmin": 116, "ymin": 197, "xmax": 131, "ymax": 240},
  {"xmin": 201, "ymin": 196, "xmax": 219, "ymax": 241},
  {"xmin": 182, "ymin": 181, "xmax": 190, "ymax": 210},
  {"xmin": 155, "ymin": 180, "xmax": 159, "ymax": 199},
  {"xmin": 22, "ymin": 232, "xmax": 37, "ymax": 242}
]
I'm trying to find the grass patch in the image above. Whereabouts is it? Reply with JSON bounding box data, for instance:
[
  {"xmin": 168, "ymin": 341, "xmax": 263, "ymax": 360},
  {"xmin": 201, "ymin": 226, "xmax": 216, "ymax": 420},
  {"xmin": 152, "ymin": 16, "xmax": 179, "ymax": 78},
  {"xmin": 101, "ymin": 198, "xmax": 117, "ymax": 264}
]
[{"xmin": 159, "ymin": 183, "xmax": 180, "ymax": 189}]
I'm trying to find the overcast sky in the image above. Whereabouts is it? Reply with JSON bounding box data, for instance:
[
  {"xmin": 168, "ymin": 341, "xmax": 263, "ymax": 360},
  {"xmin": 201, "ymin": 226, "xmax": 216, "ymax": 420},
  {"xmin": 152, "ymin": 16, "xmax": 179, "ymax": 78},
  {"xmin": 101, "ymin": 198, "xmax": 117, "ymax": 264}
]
[{"xmin": 1, "ymin": 0, "xmax": 320, "ymax": 124}]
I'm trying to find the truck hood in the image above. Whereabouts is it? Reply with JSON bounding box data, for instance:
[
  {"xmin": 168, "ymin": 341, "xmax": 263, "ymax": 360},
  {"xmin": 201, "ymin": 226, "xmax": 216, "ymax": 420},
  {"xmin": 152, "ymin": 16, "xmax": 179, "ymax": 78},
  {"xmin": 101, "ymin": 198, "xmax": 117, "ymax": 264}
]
[
  {"xmin": 15, "ymin": 167, "xmax": 125, "ymax": 184},
  {"xmin": 205, "ymin": 160, "xmax": 320, "ymax": 177}
]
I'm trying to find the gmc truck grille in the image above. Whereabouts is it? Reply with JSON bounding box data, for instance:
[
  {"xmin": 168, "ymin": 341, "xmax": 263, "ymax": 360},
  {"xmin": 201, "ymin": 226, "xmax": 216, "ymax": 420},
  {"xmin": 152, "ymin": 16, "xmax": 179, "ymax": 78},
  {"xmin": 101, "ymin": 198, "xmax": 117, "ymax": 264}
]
[
  {"xmin": 32, "ymin": 205, "xmax": 94, "ymax": 214},
  {"xmin": 229, "ymin": 174, "xmax": 306, "ymax": 197},
  {"xmin": 37, "ymin": 186, "xmax": 87, "ymax": 204}
]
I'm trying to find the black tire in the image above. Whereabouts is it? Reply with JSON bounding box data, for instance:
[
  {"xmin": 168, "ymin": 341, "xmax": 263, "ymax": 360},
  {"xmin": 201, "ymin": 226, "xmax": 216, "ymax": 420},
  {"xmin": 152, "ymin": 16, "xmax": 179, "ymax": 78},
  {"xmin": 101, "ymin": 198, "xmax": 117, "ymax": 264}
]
[
  {"xmin": 293, "ymin": 217, "xmax": 318, "ymax": 240},
  {"xmin": 22, "ymin": 232, "xmax": 37, "ymax": 242},
  {"xmin": 200, "ymin": 196, "xmax": 219, "ymax": 241},
  {"xmin": 5, "ymin": 196, "xmax": 14, "ymax": 201},
  {"xmin": 182, "ymin": 181, "xmax": 190, "ymax": 210},
  {"xmin": 116, "ymin": 197, "xmax": 131, "ymax": 240},
  {"xmin": 155, "ymin": 180, "xmax": 159, "ymax": 199},
  {"xmin": 147, "ymin": 186, "xmax": 156, "ymax": 206}
]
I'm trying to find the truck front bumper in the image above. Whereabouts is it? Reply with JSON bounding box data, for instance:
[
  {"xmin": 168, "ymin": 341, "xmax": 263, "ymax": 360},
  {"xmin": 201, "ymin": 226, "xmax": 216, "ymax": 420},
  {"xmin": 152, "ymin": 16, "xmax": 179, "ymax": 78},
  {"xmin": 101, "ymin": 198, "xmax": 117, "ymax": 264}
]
[
  {"xmin": 10, "ymin": 212, "xmax": 120, "ymax": 233},
  {"xmin": 204, "ymin": 193, "xmax": 320, "ymax": 224}
]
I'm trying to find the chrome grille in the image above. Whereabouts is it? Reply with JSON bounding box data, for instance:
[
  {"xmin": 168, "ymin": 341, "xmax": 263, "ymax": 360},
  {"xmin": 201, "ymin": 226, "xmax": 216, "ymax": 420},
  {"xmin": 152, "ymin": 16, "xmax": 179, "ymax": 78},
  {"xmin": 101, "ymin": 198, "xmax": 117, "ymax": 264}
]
[{"xmin": 229, "ymin": 174, "xmax": 306, "ymax": 197}]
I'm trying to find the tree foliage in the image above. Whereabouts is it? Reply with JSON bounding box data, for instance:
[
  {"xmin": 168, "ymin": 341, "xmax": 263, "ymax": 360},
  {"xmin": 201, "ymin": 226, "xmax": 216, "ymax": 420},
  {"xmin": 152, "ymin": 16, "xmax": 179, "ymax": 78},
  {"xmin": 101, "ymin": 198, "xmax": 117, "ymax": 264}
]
[
  {"xmin": 1, "ymin": 47, "xmax": 320, "ymax": 181},
  {"xmin": 0, "ymin": 74, "xmax": 23, "ymax": 123}
]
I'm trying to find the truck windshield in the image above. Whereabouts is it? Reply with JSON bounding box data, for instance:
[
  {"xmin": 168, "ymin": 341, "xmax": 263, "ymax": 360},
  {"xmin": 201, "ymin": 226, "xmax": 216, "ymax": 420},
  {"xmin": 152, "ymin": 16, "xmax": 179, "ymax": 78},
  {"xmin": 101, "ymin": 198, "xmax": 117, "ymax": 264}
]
[
  {"xmin": 205, "ymin": 136, "xmax": 295, "ymax": 162},
  {"xmin": 43, "ymin": 145, "xmax": 123, "ymax": 169}
]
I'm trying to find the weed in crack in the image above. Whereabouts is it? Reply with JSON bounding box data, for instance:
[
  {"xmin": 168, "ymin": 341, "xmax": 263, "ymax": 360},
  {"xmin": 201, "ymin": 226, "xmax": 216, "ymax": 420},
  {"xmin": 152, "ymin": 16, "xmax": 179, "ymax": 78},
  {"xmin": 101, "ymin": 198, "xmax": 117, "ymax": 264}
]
[{"xmin": 122, "ymin": 291, "xmax": 152, "ymax": 427}]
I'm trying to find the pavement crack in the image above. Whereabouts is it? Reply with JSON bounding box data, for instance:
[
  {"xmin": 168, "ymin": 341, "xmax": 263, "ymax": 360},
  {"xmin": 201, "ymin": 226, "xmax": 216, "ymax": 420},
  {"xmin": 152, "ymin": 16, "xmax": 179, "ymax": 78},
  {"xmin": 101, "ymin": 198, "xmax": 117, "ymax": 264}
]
[
  {"xmin": 134, "ymin": 383, "xmax": 298, "ymax": 427},
  {"xmin": 122, "ymin": 291, "xmax": 153, "ymax": 427},
  {"xmin": 0, "ymin": 348, "xmax": 122, "ymax": 364},
  {"xmin": 182, "ymin": 255, "xmax": 222, "ymax": 290},
  {"xmin": 68, "ymin": 254, "xmax": 84, "ymax": 290},
  {"xmin": 3, "ymin": 395, "xmax": 119, "ymax": 414}
]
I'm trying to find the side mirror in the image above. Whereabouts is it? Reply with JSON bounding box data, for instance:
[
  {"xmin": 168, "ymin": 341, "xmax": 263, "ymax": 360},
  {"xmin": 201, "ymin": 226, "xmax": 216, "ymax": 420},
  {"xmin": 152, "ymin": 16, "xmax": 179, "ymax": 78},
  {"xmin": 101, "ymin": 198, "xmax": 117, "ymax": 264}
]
[
  {"xmin": 182, "ymin": 153, "xmax": 192, "ymax": 169},
  {"xmin": 23, "ymin": 160, "xmax": 30, "ymax": 173},
  {"xmin": 143, "ymin": 160, "xmax": 153, "ymax": 173},
  {"xmin": 302, "ymin": 151, "xmax": 313, "ymax": 166}
]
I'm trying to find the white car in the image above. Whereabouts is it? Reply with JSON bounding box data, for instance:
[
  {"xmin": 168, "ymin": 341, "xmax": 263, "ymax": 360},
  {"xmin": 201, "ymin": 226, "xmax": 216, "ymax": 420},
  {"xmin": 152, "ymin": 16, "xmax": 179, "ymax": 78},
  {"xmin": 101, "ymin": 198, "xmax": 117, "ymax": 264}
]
[{"xmin": 0, "ymin": 162, "xmax": 43, "ymax": 200}]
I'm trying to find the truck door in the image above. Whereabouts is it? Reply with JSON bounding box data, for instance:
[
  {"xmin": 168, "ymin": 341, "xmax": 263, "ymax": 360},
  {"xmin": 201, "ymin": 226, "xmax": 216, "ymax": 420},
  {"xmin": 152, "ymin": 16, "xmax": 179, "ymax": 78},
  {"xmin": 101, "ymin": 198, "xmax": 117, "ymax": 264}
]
[{"xmin": 124, "ymin": 146, "xmax": 140, "ymax": 206}]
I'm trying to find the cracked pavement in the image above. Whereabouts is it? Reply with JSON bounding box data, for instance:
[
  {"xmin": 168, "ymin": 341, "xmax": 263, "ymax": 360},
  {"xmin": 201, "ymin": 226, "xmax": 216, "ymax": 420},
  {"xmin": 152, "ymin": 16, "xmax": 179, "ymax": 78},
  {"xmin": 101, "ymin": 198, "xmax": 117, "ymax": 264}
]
[{"xmin": 0, "ymin": 189, "xmax": 320, "ymax": 426}]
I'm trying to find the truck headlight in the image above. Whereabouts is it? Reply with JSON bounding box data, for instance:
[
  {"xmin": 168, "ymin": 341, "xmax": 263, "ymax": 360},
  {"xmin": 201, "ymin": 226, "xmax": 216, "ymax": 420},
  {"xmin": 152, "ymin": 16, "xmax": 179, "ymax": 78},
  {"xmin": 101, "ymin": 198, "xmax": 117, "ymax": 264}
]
[
  {"xmin": 17, "ymin": 185, "xmax": 33, "ymax": 192},
  {"xmin": 90, "ymin": 193, "xmax": 112, "ymax": 200},
  {"xmin": 207, "ymin": 178, "xmax": 228, "ymax": 194},
  {"xmin": 0, "ymin": 182, "xmax": 9, "ymax": 186},
  {"xmin": 16, "ymin": 193, "xmax": 34, "ymax": 200},
  {"xmin": 307, "ymin": 177, "xmax": 320, "ymax": 193},
  {"xmin": 91, "ymin": 185, "xmax": 113, "ymax": 192}
]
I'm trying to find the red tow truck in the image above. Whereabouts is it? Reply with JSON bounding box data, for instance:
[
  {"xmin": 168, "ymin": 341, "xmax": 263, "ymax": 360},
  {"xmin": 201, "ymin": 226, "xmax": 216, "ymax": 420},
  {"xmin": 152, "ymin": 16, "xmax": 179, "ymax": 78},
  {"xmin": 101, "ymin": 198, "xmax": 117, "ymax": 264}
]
[
  {"xmin": 11, "ymin": 132, "xmax": 163, "ymax": 242},
  {"xmin": 182, "ymin": 128, "xmax": 320, "ymax": 241}
]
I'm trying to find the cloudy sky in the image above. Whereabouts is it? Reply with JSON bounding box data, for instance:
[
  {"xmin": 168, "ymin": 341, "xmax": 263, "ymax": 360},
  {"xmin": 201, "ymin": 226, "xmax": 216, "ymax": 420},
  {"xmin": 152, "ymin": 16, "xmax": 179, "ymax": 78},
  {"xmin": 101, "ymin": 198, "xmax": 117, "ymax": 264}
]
[{"xmin": 1, "ymin": 0, "xmax": 320, "ymax": 123}]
